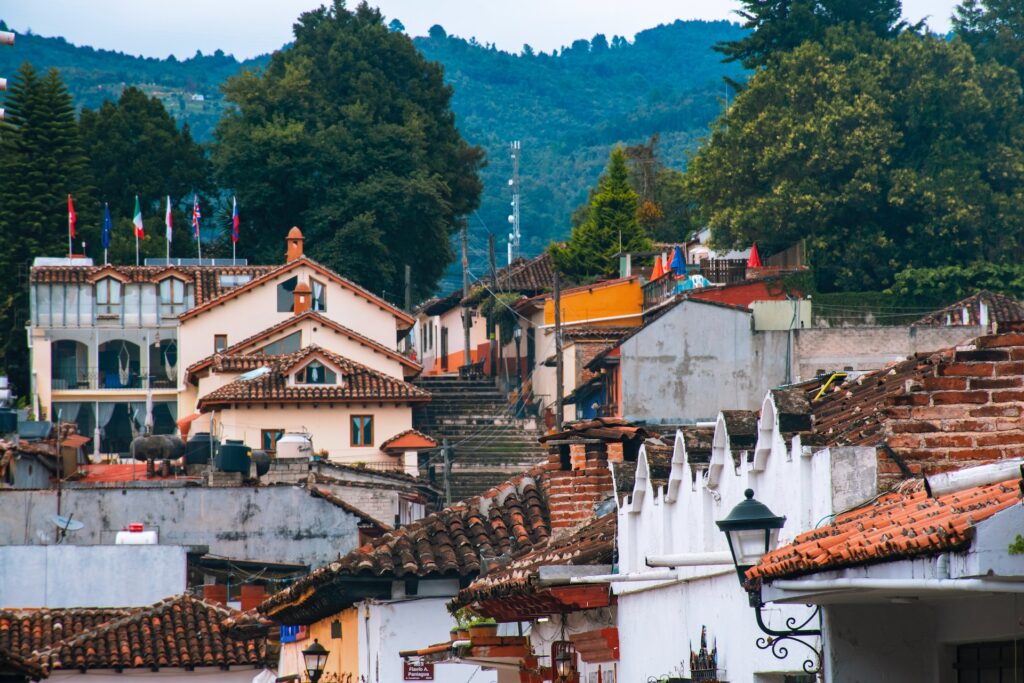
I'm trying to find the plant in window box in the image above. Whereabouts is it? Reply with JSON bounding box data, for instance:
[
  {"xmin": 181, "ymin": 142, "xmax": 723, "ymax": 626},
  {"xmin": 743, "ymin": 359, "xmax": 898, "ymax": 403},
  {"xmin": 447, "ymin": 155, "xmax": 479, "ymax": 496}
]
[
  {"xmin": 451, "ymin": 607, "xmax": 473, "ymax": 641},
  {"xmin": 467, "ymin": 617, "xmax": 498, "ymax": 639}
]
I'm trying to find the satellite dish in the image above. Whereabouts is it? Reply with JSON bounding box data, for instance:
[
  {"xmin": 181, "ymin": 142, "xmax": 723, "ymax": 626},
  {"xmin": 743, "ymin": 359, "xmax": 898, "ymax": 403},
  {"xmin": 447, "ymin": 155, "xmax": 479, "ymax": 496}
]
[
  {"xmin": 238, "ymin": 367, "xmax": 271, "ymax": 381},
  {"xmin": 50, "ymin": 514, "xmax": 84, "ymax": 532}
]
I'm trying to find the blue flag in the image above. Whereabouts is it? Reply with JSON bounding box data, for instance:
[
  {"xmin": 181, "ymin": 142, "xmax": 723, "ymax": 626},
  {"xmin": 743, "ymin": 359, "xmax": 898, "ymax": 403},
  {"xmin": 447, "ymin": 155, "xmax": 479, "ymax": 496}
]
[{"xmin": 102, "ymin": 203, "xmax": 112, "ymax": 250}]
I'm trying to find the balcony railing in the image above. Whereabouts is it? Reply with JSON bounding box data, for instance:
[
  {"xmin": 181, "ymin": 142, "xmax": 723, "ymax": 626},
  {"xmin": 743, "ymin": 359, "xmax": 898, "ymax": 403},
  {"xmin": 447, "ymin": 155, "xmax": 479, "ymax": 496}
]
[
  {"xmin": 699, "ymin": 258, "xmax": 748, "ymax": 284},
  {"xmin": 51, "ymin": 370, "xmax": 177, "ymax": 391}
]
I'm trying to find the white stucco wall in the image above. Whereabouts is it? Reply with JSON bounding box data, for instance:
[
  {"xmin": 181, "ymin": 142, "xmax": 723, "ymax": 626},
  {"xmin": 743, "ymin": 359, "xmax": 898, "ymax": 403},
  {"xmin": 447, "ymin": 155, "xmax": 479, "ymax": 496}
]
[
  {"xmin": 614, "ymin": 393, "xmax": 879, "ymax": 681},
  {"xmin": 0, "ymin": 545, "xmax": 187, "ymax": 608},
  {"xmin": 619, "ymin": 299, "xmax": 790, "ymax": 423}
]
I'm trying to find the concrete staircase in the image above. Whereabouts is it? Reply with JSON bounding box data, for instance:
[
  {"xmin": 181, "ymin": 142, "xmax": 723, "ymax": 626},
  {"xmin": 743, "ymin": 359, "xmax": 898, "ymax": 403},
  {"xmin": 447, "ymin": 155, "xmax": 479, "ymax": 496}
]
[{"xmin": 413, "ymin": 376, "xmax": 548, "ymax": 503}]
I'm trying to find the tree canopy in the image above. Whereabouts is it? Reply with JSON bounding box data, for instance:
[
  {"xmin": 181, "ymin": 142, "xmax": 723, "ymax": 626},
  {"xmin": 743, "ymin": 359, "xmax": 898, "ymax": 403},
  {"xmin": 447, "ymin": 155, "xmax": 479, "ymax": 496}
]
[
  {"xmin": 212, "ymin": 0, "xmax": 484, "ymax": 302},
  {"xmin": 686, "ymin": 28, "xmax": 1024, "ymax": 292},
  {"xmin": 551, "ymin": 147, "xmax": 652, "ymax": 279},
  {"xmin": 954, "ymin": 0, "xmax": 1024, "ymax": 85}
]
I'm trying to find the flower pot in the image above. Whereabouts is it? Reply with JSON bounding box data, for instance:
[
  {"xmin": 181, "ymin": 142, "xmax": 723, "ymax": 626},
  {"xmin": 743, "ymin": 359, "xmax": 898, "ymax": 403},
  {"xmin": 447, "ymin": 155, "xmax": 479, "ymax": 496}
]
[
  {"xmin": 456, "ymin": 629, "xmax": 470, "ymax": 640},
  {"xmin": 449, "ymin": 629, "xmax": 459, "ymax": 642},
  {"xmin": 468, "ymin": 624, "xmax": 498, "ymax": 639}
]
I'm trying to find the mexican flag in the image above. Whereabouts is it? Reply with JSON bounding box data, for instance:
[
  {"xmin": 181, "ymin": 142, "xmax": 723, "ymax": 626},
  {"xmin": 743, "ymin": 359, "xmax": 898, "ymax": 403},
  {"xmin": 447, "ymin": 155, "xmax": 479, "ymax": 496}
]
[{"xmin": 133, "ymin": 195, "xmax": 144, "ymax": 238}]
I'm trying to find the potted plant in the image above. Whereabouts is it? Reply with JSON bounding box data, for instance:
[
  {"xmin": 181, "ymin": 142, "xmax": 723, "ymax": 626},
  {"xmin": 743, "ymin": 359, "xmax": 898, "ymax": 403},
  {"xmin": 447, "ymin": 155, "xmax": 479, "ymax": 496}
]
[
  {"xmin": 451, "ymin": 607, "xmax": 473, "ymax": 641},
  {"xmin": 468, "ymin": 617, "xmax": 498, "ymax": 639}
]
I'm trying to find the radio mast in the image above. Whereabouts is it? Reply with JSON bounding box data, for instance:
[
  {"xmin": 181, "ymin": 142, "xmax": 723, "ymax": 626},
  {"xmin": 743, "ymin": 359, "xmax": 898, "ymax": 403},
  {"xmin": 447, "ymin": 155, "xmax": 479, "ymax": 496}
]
[{"xmin": 507, "ymin": 140, "xmax": 521, "ymax": 265}]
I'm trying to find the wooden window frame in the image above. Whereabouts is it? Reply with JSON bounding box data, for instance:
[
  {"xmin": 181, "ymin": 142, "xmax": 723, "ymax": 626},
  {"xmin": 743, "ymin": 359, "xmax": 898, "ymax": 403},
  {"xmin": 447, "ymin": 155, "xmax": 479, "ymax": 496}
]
[
  {"xmin": 261, "ymin": 429, "xmax": 284, "ymax": 452},
  {"xmin": 350, "ymin": 414, "xmax": 374, "ymax": 447},
  {"xmin": 96, "ymin": 278, "xmax": 122, "ymax": 316},
  {"xmin": 214, "ymin": 334, "xmax": 228, "ymax": 353},
  {"xmin": 295, "ymin": 360, "xmax": 337, "ymax": 385}
]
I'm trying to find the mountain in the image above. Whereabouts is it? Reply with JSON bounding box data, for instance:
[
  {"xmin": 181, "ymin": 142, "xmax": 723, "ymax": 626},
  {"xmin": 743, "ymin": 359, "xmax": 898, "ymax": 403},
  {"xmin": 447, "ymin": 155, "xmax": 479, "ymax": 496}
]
[{"xmin": 0, "ymin": 20, "xmax": 746, "ymax": 286}]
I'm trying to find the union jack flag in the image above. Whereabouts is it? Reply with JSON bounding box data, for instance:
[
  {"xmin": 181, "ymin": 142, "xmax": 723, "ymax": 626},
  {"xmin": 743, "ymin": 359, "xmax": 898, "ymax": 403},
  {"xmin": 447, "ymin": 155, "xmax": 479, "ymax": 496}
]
[{"xmin": 192, "ymin": 194, "xmax": 201, "ymax": 240}]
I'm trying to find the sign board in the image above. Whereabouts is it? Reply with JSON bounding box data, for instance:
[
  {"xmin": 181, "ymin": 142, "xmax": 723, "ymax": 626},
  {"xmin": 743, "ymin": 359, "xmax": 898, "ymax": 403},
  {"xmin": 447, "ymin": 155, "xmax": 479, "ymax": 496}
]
[{"xmin": 404, "ymin": 660, "xmax": 434, "ymax": 681}]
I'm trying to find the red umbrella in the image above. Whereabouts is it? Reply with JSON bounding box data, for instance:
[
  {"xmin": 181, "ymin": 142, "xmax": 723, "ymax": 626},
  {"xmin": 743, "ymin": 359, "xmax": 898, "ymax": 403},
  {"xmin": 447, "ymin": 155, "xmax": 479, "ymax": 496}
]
[
  {"xmin": 747, "ymin": 243, "xmax": 763, "ymax": 268},
  {"xmin": 651, "ymin": 255, "xmax": 665, "ymax": 280}
]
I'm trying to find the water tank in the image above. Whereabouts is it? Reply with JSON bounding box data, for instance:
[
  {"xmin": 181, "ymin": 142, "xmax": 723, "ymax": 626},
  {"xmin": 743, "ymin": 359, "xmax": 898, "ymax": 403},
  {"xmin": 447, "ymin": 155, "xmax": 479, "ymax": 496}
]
[
  {"xmin": 217, "ymin": 439, "xmax": 252, "ymax": 474},
  {"xmin": 0, "ymin": 408, "xmax": 16, "ymax": 435},
  {"xmin": 276, "ymin": 432, "xmax": 312, "ymax": 459},
  {"xmin": 252, "ymin": 449, "xmax": 271, "ymax": 477},
  {"xmin": 185, "ymin": 432, "xmax": 218, "ymax": 465},
  {"xmin": 130, "ymin": 434, "xmax": 185, "ymax": 461},
  {"xmin": 115, "ymin": 522, "xmax": 158, "ymax": 545}
]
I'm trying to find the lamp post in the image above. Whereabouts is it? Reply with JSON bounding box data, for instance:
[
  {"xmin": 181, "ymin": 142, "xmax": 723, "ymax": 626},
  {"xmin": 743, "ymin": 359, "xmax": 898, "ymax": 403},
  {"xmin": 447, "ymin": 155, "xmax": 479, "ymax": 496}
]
[
  {"xmin": 551, "ymin": 639, "xmax": 577, "ymax": 681},
  {"xmin": 513, "ymin": 326, "xmax": 523, "ymax": 386},
  {"xmin": 302, "ymin": 638, "xmax": 329, "ymax": 683},
  {"xmin": 716, "ymin": 489, "xmax": 822, "ymax": 676}
]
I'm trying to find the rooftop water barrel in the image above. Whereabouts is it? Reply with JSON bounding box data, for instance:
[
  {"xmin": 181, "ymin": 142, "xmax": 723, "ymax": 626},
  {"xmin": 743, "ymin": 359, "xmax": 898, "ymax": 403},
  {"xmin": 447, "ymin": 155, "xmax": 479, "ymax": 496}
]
[
  {"xmin": 185, "ymin": 432, "xmax": 218, "ymax": 465},
  {"xmin": 115, "ymin": 522, "xmax": 158, "ymax": 545},
  {"xmin": 252, "ymin": 450, "xmax": 271, "ymax": 477},
  {"xmin": 217, "ymin": 439, "xmax": 252, "ymax": 474},
  {"xmin": 276, "ymin": 432, "xmax": 312, "ymax": 459}
]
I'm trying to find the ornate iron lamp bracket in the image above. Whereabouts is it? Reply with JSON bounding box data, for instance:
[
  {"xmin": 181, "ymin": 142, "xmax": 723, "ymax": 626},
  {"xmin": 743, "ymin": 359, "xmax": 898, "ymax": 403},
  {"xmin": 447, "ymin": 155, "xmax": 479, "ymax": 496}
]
[{"xmin": 749, "ymin": 586, "xmax": 823, "ymax": 676}]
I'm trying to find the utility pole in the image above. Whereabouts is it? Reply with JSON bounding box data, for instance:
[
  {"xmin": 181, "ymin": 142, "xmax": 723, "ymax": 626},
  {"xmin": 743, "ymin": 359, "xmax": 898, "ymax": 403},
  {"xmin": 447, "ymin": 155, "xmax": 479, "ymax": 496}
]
[
  {"xmin": 554, "ymin": 269, "xmax": 564, "ymax": 431},
  {"xmin": 404, "ymin": 264, "xmax": 412, "ymax": 312},
  {"xmin": 488, "ymin": 233, "xmax": 498, "ymax": 377},
  {"xmin": 461, "ymin": 225, "xmax": 471, "ymax": 372},
  {"xmin": 507, "ymin": 140, "xmax": 521, "ymax": 265},
  {"xmin": 1, "ymin": 29, "xmax": 15, "ymax": 120},
  {"xmin": 442, "ymin": 438, "xmax": 452, "ymax": 506}
]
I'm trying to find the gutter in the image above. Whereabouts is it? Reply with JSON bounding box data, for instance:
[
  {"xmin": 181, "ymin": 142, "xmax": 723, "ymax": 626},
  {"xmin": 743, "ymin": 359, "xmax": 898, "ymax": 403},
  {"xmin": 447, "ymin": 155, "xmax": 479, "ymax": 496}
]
[
  {"xmin": 770, "ymin": 578, "xmax": 1024, "ymax": 597},
  {"xmin": 645, "ymin": 552, "xmax": 733, "ymax": 568}
]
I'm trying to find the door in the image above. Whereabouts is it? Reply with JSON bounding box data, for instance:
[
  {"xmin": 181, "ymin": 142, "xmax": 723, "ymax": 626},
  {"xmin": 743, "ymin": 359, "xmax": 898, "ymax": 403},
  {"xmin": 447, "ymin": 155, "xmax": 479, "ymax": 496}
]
[{"xmin": 440, "ymin": 327, "xmax": 449, "ymax": 371}]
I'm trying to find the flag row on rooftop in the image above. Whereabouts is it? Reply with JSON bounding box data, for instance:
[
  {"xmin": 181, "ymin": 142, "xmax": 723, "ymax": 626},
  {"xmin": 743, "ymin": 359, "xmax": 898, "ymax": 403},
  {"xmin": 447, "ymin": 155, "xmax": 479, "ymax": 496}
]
[
  {"xmin": 649, "ymin": 242, "xmax": 763, "ymax": 280},
  {"xmin": 66, "ymin": 194, "xmax": 241, "ymax": 265}
]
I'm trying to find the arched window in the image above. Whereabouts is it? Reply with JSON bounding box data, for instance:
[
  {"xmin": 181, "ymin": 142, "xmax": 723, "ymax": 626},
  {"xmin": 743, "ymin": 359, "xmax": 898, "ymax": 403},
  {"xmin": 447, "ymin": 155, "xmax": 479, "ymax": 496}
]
[
  {"xmin": 159, "ymin": 278, "xmax": 187, "ymax": 317},
  {"xmin": 295, "ymin": 360, "xmax": 336, "ymax": 385},
  {"xmin": 96, "ymin": 278, "xmax": 122, "ymax": 316}
]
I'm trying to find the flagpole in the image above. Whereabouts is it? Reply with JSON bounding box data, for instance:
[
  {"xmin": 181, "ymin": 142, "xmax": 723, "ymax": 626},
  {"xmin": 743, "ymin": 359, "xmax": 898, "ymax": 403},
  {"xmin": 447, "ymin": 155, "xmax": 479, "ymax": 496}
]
[
  {"xmin": 67, "ymin": 194, "xmax": 72, "ymax": 257},
  {"xmin": 135, "ymin": 234, "xmax": 139, "ymax": 266}
]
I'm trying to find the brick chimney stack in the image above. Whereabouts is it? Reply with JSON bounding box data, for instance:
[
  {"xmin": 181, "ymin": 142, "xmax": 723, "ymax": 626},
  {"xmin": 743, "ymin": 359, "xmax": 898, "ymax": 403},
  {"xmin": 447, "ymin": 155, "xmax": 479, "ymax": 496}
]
[
  {"xmin": 286, "ymin": 226, "xmax": 304, "ymax": 262},
  {"xmin": 293, "ymin": 277, "xmax": 312, "ymax": 315},
  {"xmin": 540, "ymin": 440, "xmax": 614, "ymax": 533}
]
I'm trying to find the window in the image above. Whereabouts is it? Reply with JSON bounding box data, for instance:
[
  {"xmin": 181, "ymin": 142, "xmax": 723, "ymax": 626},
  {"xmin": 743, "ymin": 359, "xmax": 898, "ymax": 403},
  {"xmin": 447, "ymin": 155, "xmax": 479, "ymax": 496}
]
[
  {"xmin": 159, "ymin": 278, "xmax": 186, "ymax": 318},
  {"xmin": 295, "ymin": 360, "xmax": 336, "ymax": 385},
  {"xmin": 96, "ymin": 278, "xmax": 122, "ymax": 316},
  {"xmin": 277, "ymin": 276, "xmax": 298, "ymax": 312},
  {"xmin": 259, "ymin": 331, "xmax": 301, "ymax": 356},
  {"xmin": 351, "ymin": 415, "xmax": 374, "ymax": 446},
  {"xmin": 956, "ymin": 640, "xmax": 1024, "ymax": 682},
  {"xmin": 219, "ymin": 274, "xmax": 252, "ymax": 288},
  {"xmin": 214, "ymin": 334, "xmax": 228, "ymax": 353},
  {"xmin": 311, "ymin": 278, "xmax": 326, "ymax": 311},
  {"xmin": 261, "ymin": 429, "xmax": 284, "ymax": 452}
]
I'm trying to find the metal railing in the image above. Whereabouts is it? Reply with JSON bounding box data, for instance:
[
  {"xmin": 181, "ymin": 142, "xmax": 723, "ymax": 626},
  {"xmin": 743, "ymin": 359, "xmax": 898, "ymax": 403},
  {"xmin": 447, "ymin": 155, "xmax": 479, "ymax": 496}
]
[{"xmin": 50, "ymin": 370, "xmax": 177, "ymax": 391}]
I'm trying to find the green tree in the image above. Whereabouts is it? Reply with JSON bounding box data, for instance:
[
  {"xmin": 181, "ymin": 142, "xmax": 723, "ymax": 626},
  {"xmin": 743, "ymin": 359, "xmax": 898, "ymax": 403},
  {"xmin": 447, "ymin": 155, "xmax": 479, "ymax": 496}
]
[
  {"xmin": 716, "ymin": 0, "xmax": 908, "ymax": 69},
  {"xmin": 78, "ymin": 86, "xmax": 212, "ymax": 261},
  {"xmin": 686, "ymin": 28, "xmax": 1024, "ymax": 291},
  {"xmin": 623, "ymin": 134, "xmax": 700, "ymax": 243},
  {"xmin": 213, "ymin": 1, "xmax": 483, "ymax": 302},
  {"xmin": 551, "ymin": 147, "xmax": 651, "ymax": 279},
  {"xmin": 954, "ymin": 0, "xmax": 1024, "ymax": 84},
  {"xmin": 0, "ymin": 63, "xmax": 93, "ymax": 393}
]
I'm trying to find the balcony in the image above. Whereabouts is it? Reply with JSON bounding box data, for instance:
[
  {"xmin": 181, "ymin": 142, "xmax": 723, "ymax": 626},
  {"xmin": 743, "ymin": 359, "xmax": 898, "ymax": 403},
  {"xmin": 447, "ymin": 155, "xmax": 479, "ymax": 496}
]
[
  {"xmin": 50, "ymin": 337, "xmax": 178, "ymax": 392},
  {"xmin": 50, "ymin": 371, "xmax": 176, "ymax": 391}
]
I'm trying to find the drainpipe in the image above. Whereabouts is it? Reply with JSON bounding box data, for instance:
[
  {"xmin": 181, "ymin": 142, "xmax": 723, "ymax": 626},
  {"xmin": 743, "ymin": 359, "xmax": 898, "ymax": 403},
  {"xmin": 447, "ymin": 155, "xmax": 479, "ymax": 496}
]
[{"xmin": 644, "ymin": 551, "xmax": 733, "ymax": 567}]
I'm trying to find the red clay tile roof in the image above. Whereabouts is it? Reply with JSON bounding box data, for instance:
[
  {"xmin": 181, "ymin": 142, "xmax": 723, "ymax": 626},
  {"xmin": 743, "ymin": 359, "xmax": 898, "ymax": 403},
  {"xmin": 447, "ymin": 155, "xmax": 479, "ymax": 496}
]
[
  {"xmin": 538, "ymin": 417, "xmax": 648, "ymax": 444},
  {"xmin": 185, "ymin": 310, "xmax": 420, "ymax": 383},
  {"xmin": 260, "ymin": 473, "xmax": 550, "ymax": 623},
  {"xmin": 561, "ymin": 326, "xmax": 636, "ymax": 342},
  {"xmin": 452, "ymin": 512, "xmax": 615, "ymax": 609},
  {"xmin": 30, "ymin": 264, "xmax": 277, "ymax": 307},
  {"xmin": 196, "ymin": 345, "xmax": 430, "ymax": 410},
  {"xmin": 0, "ymin": 594, "xmax": 269, "ymax": 673},
  {"xmin": 380, "ymin": 429, "xmax": 439, "ymax": 451},
  {"xmin": 748, "ymin": 477, "xmax": 1023, "ymax": 582},
  {"xmin": 914, "ymin": 291, "xmax": 1024, "ymax": 327},
  {"xmin": 423, "ymin": 254, "xmax": 557, "ymax": 316},
  {"xmin": 178, "ymin": 256, "xmax": 413, "ymax": 325},
  {"xmin": 0, "ymin": 647, "xmax": 46, "ymax": 680}
]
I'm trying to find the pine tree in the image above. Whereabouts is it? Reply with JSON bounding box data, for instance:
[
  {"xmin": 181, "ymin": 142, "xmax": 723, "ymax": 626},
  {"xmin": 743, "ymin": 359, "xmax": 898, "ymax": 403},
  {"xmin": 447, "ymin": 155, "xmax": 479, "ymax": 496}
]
[
  {"xmin": 550, "ymin": 147, "xmax": 651, "ymax": 279},
  {"xmin": 0, "ymin": 63, "xmax": 93, "ymax": 394}
]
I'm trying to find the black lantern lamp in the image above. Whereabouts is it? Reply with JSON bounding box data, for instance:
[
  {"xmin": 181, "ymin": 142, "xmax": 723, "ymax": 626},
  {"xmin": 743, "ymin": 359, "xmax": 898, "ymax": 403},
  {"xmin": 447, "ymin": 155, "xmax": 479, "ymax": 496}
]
[
  {"xmin": 551, "ymin": 639, "xmax": 577, "ymax": 681},
  {"xmin": 302, "ymin": 638, "xmax": 330, "ymax": 683},
  {"xmin": 716, "ymin": 489, "xmax": 822, "ymax": 676},
  {"xmin": 716, "ymin": 488, "xmax": 786, "ymax": 588}
]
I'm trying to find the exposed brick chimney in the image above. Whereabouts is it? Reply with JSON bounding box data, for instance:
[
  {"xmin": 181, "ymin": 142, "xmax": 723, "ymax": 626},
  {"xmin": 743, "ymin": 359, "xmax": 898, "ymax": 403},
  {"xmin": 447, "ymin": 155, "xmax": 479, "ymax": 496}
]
[
  {"xmin": 540, "ymin": 440, "xmax": 614, "ymax": 533},
  {"xmin": 293, "ymin": 277, "xmax": 312, "ymax": 314},
  {"xmin": 240, "ymin": 584, "xmax": 266, "ymax": 612},
  {"xmin": 286, "ymin": 226, "xmax": 304, "ymax": 262},
  {"xmin": 202, "ymin": 584, "xmax": 227, "ymax": 605}
]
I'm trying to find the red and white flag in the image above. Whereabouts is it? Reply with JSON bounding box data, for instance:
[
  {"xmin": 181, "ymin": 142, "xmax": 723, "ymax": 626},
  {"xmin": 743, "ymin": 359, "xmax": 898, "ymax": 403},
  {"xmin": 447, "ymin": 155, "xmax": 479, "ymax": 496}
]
[
  {"xmin": 67, "ymin": 195, "xmax": 76, "ymax": 239},
  {"xmin": 165, "ymin": 195, "xmax": 173, "ymax": 243}
]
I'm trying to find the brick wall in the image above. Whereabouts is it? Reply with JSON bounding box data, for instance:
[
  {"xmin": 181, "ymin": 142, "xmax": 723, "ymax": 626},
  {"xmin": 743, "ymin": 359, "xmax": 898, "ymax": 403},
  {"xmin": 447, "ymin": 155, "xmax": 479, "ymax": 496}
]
[
  {"xmin": 539, "ymin": 443, "xmax": 614, "ymax": 532},
  {"xmin": 879, "ymin": 334, "xmax": 1024, "ymax": 489}
]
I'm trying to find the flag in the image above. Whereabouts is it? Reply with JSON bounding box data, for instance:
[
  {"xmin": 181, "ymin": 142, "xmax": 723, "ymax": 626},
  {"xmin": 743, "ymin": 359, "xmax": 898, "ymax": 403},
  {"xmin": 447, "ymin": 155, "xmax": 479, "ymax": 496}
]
[
  {"xmin": 165, "ymin": 196, "xmax": 173, "ymax": 243},
  {"xmin": 231, "ymin": 196, "xmax": 239, "ymax": 243},
  {"xmin": 102, "ymin": 203, "xmax": 112, "ymax": 250},
  {"xmin": 192, "ymin": 194, "xmax": 201, "ymax": 240},
  {"xmin": 132, "ymin": 195, "xmax": 144, "ymax": 238},
  {"xmin": 67, "ymin": 195, "xmax": 76, "ymax": 239}
]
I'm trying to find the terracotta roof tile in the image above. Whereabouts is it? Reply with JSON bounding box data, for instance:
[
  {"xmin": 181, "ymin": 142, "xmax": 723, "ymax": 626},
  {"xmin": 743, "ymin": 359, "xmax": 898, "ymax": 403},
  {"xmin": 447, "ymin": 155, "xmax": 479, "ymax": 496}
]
[
  {"xmin": 196, "ymin": 345, "xmax": 429, "ymax": 410},
  {"xmin": 915, "ymin": 291, "xmax": 1024, "ymax": 326},
  {"xmin": 379, "ymin": 429, "xmax": 439, "ymax": 451},
  {"xmin": 748, "ymin": 477, "xmax": 1023, "ymax": 582},
  {"xmin": 0, "ymin": 594, "xmax": 269, "ymax": 673}
]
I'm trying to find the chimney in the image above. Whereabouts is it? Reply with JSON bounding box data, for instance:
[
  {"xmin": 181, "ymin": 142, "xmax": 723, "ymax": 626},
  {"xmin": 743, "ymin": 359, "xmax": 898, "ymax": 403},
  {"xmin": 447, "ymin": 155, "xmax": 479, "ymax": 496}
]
[
  {"xmin": 203, "ymin": 584, "xmax": 228, "ymax": 605},
  {"xmin": 540, "ymin": 441, "xmax": 613, "ymax": 533},
  {"xmin": 293, "ymin": 277, "xmax": 312, "ymax": 314},
  {"xmin": 240, "ymin": 584, "xmax": 267, "ymax": 612},
  {"xmin": 286, "ymin": 226, "xmax": 304, "ymax": 262}
]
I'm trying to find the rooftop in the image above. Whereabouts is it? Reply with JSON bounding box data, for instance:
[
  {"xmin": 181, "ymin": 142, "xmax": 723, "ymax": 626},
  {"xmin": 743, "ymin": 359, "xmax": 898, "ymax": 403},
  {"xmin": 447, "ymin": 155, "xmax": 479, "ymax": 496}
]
[{"xmin": 914, "ymin": 290, "xmax": 1024, "ymax": 327}]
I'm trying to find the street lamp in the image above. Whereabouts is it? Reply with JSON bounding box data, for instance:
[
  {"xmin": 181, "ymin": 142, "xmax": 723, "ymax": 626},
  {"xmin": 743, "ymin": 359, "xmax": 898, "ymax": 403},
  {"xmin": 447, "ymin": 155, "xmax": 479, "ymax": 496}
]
[
  {"xmin": 716, "ymin": 489, "xmax": 822, "ymax": 676},
  {"xmin": 551, "ymin": 639, "xmax": 577, "ymax": 681},
  {"xmin": 302, "ymin": 638, "xmax": 329, "ymax": 683},
  {"xmin": 513, "ymin": 326, "xmax": 523, "ymax": 385}
]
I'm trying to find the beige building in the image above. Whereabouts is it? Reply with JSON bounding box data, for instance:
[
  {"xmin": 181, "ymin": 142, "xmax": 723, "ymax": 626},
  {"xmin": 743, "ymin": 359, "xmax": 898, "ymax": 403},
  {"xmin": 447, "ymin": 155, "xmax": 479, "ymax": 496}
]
[{"xmin": 29, "ymin": 228, "xmax": 431, "ymax": 468}]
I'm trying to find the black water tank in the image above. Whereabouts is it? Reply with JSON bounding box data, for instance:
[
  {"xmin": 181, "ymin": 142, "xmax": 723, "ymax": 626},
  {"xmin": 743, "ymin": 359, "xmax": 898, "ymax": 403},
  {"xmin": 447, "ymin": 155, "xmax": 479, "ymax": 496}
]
[
  {"xmin": 0, "ymin": 408, "xmax": 16, "ymax": 435},
  {"xmin": 252, "ymin": 449, "xmax": 271, "ymax": 477},
  {"xmin": 130, "ymin": 434, "xmax": 185, "ymax": 461},
  {"xmin": 217, "ymin": 439, "xmax": 252, "ymax": 474},
  {"xmin": 186, "ymin": 432, "xmax": 219, "ymax": 465}
]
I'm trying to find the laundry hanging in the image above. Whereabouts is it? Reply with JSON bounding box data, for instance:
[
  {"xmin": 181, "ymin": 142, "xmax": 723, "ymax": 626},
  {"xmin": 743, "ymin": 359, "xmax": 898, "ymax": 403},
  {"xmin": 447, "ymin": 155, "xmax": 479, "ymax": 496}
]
[
  {"xmin": 118, "ymin": 342, "xmax": 131, "ymax": 386},
  {"xmin": 163, "ymin": 341, "xmax": 177, "ymax": 382}
]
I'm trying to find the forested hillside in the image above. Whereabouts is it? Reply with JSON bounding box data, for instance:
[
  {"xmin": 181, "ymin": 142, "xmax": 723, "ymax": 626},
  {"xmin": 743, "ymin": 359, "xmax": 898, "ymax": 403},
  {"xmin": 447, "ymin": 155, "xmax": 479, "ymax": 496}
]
[{"xmin": 0, "ymin": 19, "xmax": 745, "ymax": 279}]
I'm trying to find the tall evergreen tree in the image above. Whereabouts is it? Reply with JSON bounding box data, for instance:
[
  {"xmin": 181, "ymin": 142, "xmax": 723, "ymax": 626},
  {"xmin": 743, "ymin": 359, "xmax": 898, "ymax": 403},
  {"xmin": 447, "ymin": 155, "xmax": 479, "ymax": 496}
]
[
  {"xmin": 954, "ymin": 0, "xmax": 1024, "ymax": 85},
  {"xmin": 212, "ymin": 0, "xmax": 484, "ymax": 302},
  {"xmin": 716, "ymin": 0, "xmax": 910, "ymax": 69},
  {"xmin": 550, "ymin": 147, "xmax": 651, "ymax": 279},
  {"xmin": 0, "ymin": 63, "xmax": 93, "ymax": 394}
]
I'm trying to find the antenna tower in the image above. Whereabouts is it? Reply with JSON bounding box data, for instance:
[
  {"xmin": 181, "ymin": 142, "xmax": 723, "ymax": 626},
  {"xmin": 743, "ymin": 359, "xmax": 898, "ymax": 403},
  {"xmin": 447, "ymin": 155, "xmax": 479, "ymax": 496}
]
[{"xmin": 507, "ymin": 140, "xmax": 521, "ymax": 265}]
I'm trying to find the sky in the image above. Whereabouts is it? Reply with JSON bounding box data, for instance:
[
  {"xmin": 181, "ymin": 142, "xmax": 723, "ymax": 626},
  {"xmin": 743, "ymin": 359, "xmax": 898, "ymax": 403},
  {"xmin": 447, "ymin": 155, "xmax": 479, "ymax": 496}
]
[{"xmin": 0, "ymin": 0, "xmax": 960, "ymax": 61}]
